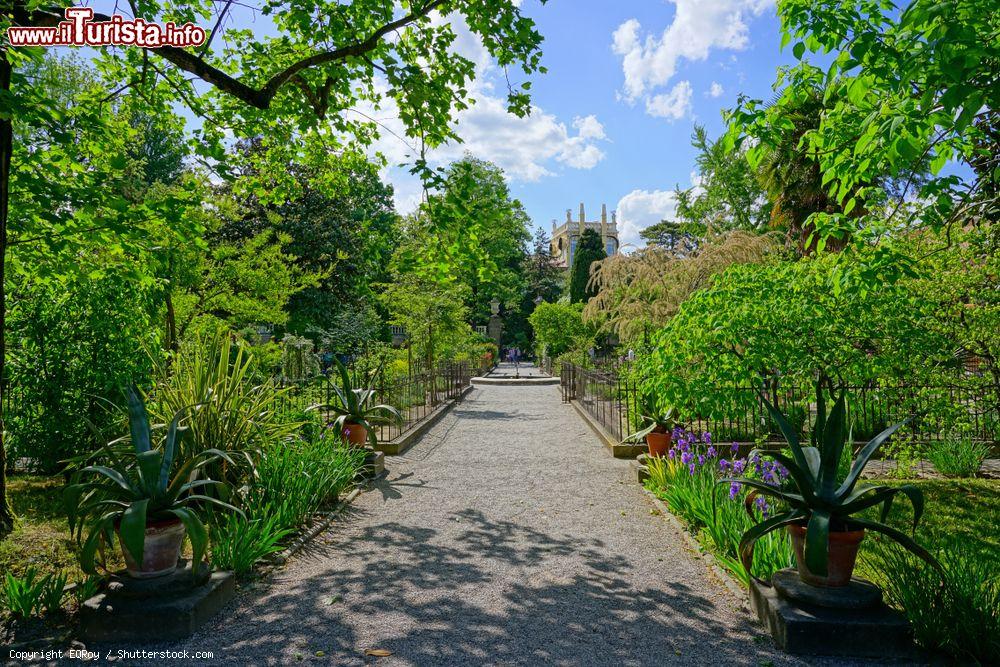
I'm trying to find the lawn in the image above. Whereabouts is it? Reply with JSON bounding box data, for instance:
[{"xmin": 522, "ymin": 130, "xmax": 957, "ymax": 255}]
[{"xmin": 0, "ymin": 475, "xmax": 82, "ymax": 582}]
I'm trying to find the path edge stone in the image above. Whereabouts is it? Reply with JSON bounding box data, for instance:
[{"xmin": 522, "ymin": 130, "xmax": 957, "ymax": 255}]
[{"xmin": 271, "ymin": 487, "xmax": 363, "ymax": 566}]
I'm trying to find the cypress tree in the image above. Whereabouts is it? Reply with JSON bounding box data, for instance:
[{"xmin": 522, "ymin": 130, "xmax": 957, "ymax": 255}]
[{"xmin": 569, "ymin": 229, "xmax": 607, "ymax": 303}]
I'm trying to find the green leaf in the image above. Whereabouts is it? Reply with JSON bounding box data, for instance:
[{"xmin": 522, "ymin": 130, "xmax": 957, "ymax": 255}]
[
  {"xmin": 804, "ymin": 509, "xmax": 831, "ymax": 577},
  {"xmin": 793, "ymin": 42, "xmax": 806, "ymax": 60},
  {"xmin": 119, "ymin": 499, "xmax": 149, "ymax": 566},
  {"xmin": 126, "ymin": 386, "xmax": 152, "ymax": 454}
]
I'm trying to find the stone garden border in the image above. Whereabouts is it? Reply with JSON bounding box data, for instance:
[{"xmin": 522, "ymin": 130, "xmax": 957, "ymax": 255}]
[{"xmin": 374, "ymin": 384, "xmax": 474, "ymax": 456}]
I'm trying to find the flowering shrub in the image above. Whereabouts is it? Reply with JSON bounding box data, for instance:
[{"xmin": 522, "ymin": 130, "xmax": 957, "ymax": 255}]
[{"xmin": 645, "ymin": 429, "xmax": 794, "ymax": 586}]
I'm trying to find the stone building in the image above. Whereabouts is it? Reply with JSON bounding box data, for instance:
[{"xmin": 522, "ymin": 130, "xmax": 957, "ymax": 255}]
[{"xmin": 550, "ymin": 203, "xmax": 619, "ymax": 268}]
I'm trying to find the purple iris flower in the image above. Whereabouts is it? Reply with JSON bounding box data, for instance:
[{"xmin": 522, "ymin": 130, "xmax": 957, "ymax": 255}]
[
  {"xmin": 688, "ymin": 463, "xmax": 696, "ymax": 475},
  {"xmin": 731, "ymin": 442, "xmax": 740, "ymax": 453},
  {"xmin": 702, "ymin": 431, "xmax": 712, "ymax": 445},
  {"xmin": 729, "ymin": 482, "xmax": 741, "ymax": 499},
  {"xmin": 719, "ymin": 459, "xmax": 729, "ymax": 472},
  {"xmin": 667, "ymin": 448, "xmax": 676, "ymax": 459},
  {"xmin": 706, "ymin": 446, "xmax": 716, "ymax": 458},
  {"xmin": 697, "ymin": 454, "xmax": 705, "ymax": 465},
  {"xmin": 733, "ymin": 459, "xmax": 746, "ymax": 474},
  {"xmin": 680, "ymin": 451, "xmax": 693, "ymax": 465}
]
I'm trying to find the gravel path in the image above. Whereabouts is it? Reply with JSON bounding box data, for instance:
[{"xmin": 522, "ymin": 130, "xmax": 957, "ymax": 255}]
[{"xmin": 135, "ymin": 368, "xmax": 807, "ymax": 666}]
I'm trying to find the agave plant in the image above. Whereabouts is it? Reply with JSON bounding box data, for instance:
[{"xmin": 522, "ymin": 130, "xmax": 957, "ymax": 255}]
[
  {"xmin": 65, "ymin": 387, "xmax": 239, "ymax": 575},
  {"xmin": 321, "ymin": 359, "xmax": 402, "ymax": 446},
  {"xmin": 626, "ymin": 392, "xmax": 682, "ymax": 443},
  {"xmin": 724, "ymin": 378, "xmax": 939, "ymax": 581}
]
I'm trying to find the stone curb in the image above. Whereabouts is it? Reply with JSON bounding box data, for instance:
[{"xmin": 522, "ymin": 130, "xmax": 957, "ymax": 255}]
[
  {"xmin": 639, "ymin": 488, "xmax": 748, "ymax": 607},
  {"xmin": 376, "ymin": 385, "xmax": 474, "ymax": 455}
]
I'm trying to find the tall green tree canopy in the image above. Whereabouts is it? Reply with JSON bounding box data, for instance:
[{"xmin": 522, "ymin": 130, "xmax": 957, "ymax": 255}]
[
  {"xmin": 569, "ymin": 229, "xmax": 606, "ymax": 303},
  {"xmin": 727, "ymin": 0, "xmax": 998, "ymax": 261}
]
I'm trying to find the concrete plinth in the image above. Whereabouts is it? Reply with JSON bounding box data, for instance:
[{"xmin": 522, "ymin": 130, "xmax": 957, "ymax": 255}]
[
  {"xmin": 749, "ymin": 572, "xmax": 917, "ymax": 658},
  {"xmin": 80, "ymin": 562, "xmax": 235, "ymax": 642}
]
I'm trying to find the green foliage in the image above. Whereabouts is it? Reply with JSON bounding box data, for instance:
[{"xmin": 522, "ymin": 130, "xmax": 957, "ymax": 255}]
[
  {"xmin": 728, "ymin": 382, "xmax": 938, "ymax": 579},
  {"xmin": 210, "ymin": 511, "xmax": 293, "ymax": 577},
  {"xmin": 569, "ymin": 229, "xmax": 606, "ymax": 303},
  {"xmin": 727, "ymin": 0, "xmax": 998, "ymax": 272},
  {"xmin": 212, "ymin": 430, "xmax": 365, "ymax": 575},
  {"xmin": 648, "ymin": 125, "xmax": 769, "ymax": 241},
  {"xmin": 870, "ymin": 539, "xmax": 999, "ymax": 663},
  {"xmin": 926, "ymin": 436, "xmax": 990, "ymax": 478},
  {"xmin": 528, "ymin": 302, "xmax": 593, "ymax": 360},
  {"xmin": 1, "ymin": 567, "xmax": 66, "ymax": 619},
  {"xmin": 6, "ymin": 270, "xmax": 160, "ymax": 473},
  {"xmin": 645, "ymin": 456, "xmax": 793, "ymax": 586},
  {"xmin": 64, "ymin": 388, "xmax": 239, "ymax": 575},
  {"xmin": 637, "ymin": 251, "xmax": 948, "ymax": 417},
  {"xmin": 150, "ymin": 334, "xmax": 299, "ymax": 476},
  {"xmin": 625, "ymin": 393, "xmax": 681, "ymax": 443}
]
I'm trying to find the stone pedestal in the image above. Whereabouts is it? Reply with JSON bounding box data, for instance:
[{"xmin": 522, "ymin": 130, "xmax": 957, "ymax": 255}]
[
  {"xmin": 362, "ymin": 447, "xmax": 385, "ymax": 478},
  {"xmin": 80, "ymin": 561, "xmax": 235, "ymax": 642},
  {"xmin": 750, "ymin": 569, "xmax": 917, "ymax": 658}
]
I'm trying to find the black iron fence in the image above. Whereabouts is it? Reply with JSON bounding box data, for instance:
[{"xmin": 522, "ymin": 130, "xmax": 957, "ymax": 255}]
[
  {"xmin": 278, "ymin": 360, "xmax": 472, "ymax": 443},
  {"xmin": 560, "ymin": 363, "xmax": 640, "ymax": 443},
  {"xmin": 560, "ymin": 362, "xmax": 1000, "ymax": 445}
]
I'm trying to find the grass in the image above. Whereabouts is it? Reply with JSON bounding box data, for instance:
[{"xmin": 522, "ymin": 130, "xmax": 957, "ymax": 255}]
[{"xmin": 0, "ymin": 475, "xmax": 81, "ymax": 583}]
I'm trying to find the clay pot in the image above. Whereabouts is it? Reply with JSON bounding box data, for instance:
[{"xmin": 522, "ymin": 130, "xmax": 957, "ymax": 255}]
[
  {"xmin": 645, "ymin": 430, "xmax": 672, "ymax": 458},
  {"xmin": 342, "ymin": 422, "xmax": 369, "ymax": 446},
  {"xmin": 787, "ymin": 523, "xmax": 865, "ymax": 587},
  {"xmin": 119, "ymin": 518, "xmax": 186, "ymax": 579}
]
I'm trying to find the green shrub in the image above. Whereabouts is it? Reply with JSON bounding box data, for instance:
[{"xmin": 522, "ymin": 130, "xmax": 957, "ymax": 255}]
[
  {"xmin": 644, "ymin": 442, "xmax": 794, "ymax": 586},
  {"xmin": 210, "ymin": 510, "xmax": 293, "ymax": 576},
  {"xmin": 210, "ymin": 430, "xmax": 365, "ymax": 575},
  {"xmin": 2, "ymin": 568, "xmax": 67, "ymax": 618},
  {"xmin": 927, "ymin": 436, "xmax": 989, "ymax": 478},
  {"xmin": 150, "ymin": 333, "xmax": 299, "ymax": 482},
  {"xmin": 864, "ymin": 537, "xmax": 1000, "ymax": 663},
  {"xmin": 245, "ymin": 431, "xmax": 366, "ymax": 531}
]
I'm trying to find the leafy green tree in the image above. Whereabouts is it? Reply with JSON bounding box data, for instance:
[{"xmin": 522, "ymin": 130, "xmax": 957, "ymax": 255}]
[
  {"xmin": 641, "ymin": 126, "xmax": 769, "ymax": 249},
  {"xmin": 728, "ymin": 0, "xmax": 998, "ymax": 262},
  {"xmin": 569, "ymin": 229, "xmax": 606, "ymax": 303},
  {"xmin": 528, "ymin": 302, "xmax": 593, "ymax": 359},
  {"xmin": 1, "ymin": 0, "xmax": 549, "ymax": 535},
  {"xmin": 216, "ymin": 146, "xmax": 398, "ymax": 336},
  {"xmin": 524, "ymin": 228, "xmax": 565, "ymax": 304},
  {"xmin": 418, "ymin": 157, "xmax": 531, "ymax": 324}
]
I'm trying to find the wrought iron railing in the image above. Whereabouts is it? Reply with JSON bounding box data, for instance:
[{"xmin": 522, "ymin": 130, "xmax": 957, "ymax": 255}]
[{"xmin": 559, "ymin": 362, "xmax": 1000, "ymax": 445}]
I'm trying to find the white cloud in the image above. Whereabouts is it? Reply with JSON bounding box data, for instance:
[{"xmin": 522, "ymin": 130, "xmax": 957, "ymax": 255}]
[
  {"xmin": 645, "ymin": 81, "xmax": 692, "ymax": 120},
  {"xmin": 708, "ymin": 81, "xmax": 724, "ymax": 98},
  {"xmin": 572, "ymin": 114, "xmax": 607, "ymax": 140},
  {"xmin": 615, "ymin": 189, "xmax": 680, "ymax": 248},
  {"xmin": 612, "ymin": 0, "xmax": 772, "ymax": 115}
]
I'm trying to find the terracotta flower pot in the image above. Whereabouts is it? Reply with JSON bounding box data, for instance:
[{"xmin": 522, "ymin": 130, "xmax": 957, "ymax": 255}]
[
  {"xmin": 645, "ymin": 430, "xmax": 672, "ymax": 458},
  {"xmin": 118, "ymin": 518, "xmax": 186, "ymax": 579},
  {"xmin": 787, "ymin": 523, "xmax": 865, "ymax": 587},
  {"xmin": 343, "ymin": 422, "xmax": 369, "ymax": 446}
]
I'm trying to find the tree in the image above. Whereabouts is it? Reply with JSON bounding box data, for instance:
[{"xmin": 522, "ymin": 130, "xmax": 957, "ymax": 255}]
[
  {"xmin": 0, "ymin": 0, "xmax": 549, "ymax": 535},
  {"xmin": 728, "ymin": 0, "xmax": 998, "ymax": 267},
  {"xmin": 585, "ymin": 231, "xmax": 780, "ymax": 344},
  {"xmin": 524, "ymin": 228, "xmax": 564, "ymax": 305},
  {"xmin": 417, "ymin": 157, "xmax": 531, "ymax": 324},
  {"xmin": 528, "ymin": 302, "xmax": 592, "ymax": 359},
  {"xmin": 569, "ymin": 229, "xmax": 606, "ymax": 303},
  {"xmin": 642, "ymin": 126, "xmax": 769, "ymax": 248}
]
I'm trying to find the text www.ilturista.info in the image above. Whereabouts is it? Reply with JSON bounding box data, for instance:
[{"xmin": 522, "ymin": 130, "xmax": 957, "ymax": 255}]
[{"xmin": 6, "ymin": 7, "xmax": 206, "ymax": 48}]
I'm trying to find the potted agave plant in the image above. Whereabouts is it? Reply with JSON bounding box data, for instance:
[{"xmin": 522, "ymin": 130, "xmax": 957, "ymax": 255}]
[
  {"xmin": 627, "ymin": 393, "xmax": 682, "ymax": 458},
  {"xmin": 323, "ymin": 359, "xmax": 402, "ymax": 447},
  {"xmin": 65, "ymin": 388, "xmax": 238, "ymax": 578},
  {"xmin": 726, "ymin": 378, "xmax": 938, "ymax": 587}
]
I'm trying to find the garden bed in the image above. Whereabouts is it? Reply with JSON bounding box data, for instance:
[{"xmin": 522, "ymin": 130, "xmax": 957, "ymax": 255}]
[{"xmin": 644, "ymin": 460, "xmax": 1000, "ymax": 663}]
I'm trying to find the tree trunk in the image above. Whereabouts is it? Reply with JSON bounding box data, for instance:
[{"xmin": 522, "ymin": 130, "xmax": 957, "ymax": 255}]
[{"xmin": 0, "ymin": 54, "xmax": 16, "ymax": 536}]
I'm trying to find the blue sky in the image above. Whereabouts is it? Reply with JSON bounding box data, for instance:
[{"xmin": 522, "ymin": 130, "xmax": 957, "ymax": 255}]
[{"xmin": 503, "ymin": 0, "xmax": 791, "ymax": 245}]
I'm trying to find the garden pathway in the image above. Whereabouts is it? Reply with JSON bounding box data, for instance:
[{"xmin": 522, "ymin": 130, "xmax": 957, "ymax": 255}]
[{"xmin": 145, "ymin": 363, "xmax": 805, "ymax": 665}]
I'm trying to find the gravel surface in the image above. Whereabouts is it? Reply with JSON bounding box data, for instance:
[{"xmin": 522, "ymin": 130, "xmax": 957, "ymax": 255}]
[{"xmin": 116, "ymin": 368, "xmax": 813, "ymax": 666}]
